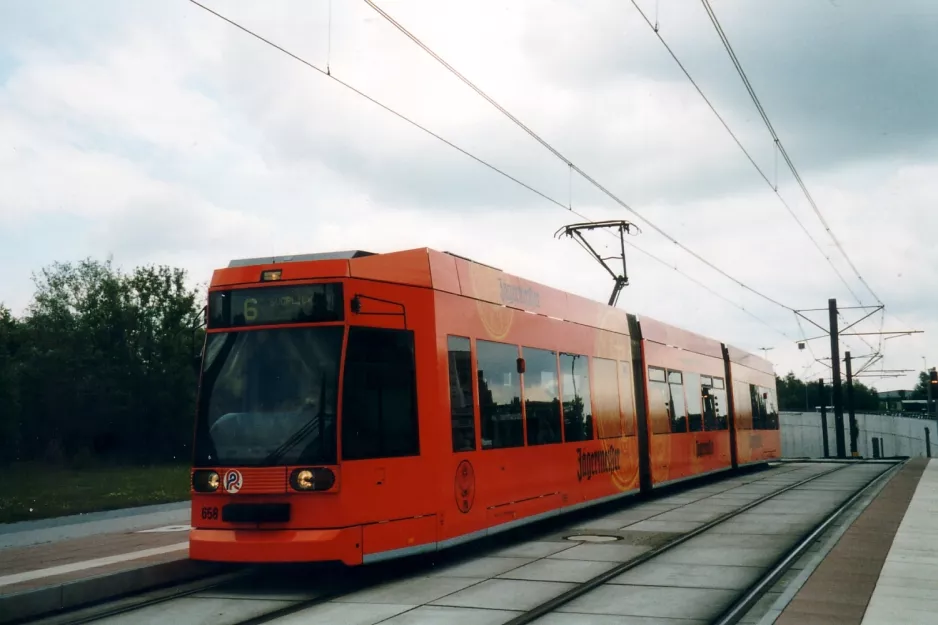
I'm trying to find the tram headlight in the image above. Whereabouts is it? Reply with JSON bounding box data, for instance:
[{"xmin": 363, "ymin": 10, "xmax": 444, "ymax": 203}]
[
  {"xmin": 290, "ymin": 467, "xmax": 336, "ymax": 492},
  {"xmin": 192, "ymin": 470, "xmax": 220, "ymax": 492}
]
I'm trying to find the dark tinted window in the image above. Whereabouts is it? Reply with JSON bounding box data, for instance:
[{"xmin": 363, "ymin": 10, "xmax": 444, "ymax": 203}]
[
  {"xmin": 477, "ymin": 340, "xmax": 523, "ymax": 449},
  {"xmin": 685, "ymin": 372, "xmax": 703, "ymax": 432},
  {"xmin": 766, "ymin": 388, "xmax": 779, "ymax": 429},
  {"xmin": 618, "ymin": 361, "xmax": 637, "ymax": 436},
  {"xmin": 710, "ymin": 377, "xmax": 728, "ymax": 430},
  {"xmin": 753, "ymin": 386, "xmax": 779, "ymax": 430},
  {"xmin": 593, "ymin": 358, "xmax": 622, "ymax": 439},
  {"xmin": 209, "ymin": 283, "xmax": 344, "ymax": 328},
  {"xmin": 194, "ymin": 327, "xmax": 343, "ymax": 467},
  {"xmin": 648, "ymin": 367, "xmax": 670, "ymax": 434},
  {"xmin": 648, "ymin": 379, "xmax": 672, "ymax": 434},
  {"xmin": 561, "ymin": 353, "xmax": 593, "ymax": 442},
  {"xmin": 750, "ymin": 384, "xmax": 767, "ymax": 430},
  {"xmin": 341, "ymin": 327, "xmax": 419, "ymax": 460},
  {"xmin": 522, "ymin": 347, "xmax": 562, "ymax": 446},
  {"xmin": 734, "ymin": 381, "xmax": 753, "ymax": 430},
  {"xmin": 668, "ymin": 370, "xmax": 687, "ymax": 433},
  {"xmin": 448, "ymin": 336, "xmax": 475, "ymax": 452},
  {"xmin": 702, "ymin": 383, "xmax": 718, "ymax": 431}
]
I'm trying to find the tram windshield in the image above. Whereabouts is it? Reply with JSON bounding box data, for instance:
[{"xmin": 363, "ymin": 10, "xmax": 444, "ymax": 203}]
[{"xmin": 193, "ymin": 326, "xmax": 343, "ymax": 467}]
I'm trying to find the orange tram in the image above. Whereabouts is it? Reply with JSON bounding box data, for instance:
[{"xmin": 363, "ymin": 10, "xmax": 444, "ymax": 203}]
[{"xmin": 189, "ymin": 248, "xmax": 780, "ymax": 565}]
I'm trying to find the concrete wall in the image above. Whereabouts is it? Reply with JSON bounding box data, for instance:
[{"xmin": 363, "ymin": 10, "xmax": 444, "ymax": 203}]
[{"xmin": 780, "ymin": 411, "xmax": 937, "ymax": 459}]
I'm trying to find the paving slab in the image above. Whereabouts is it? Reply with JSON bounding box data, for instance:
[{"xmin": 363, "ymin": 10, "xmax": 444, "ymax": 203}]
[
  {"xmin": 770, "ymin": 459, "xmax": 926, "ymax": 625},
  {"xmin": 430, "ymin": 556, "xmax": 534, "ymax": 579},
  {"xmin": 92, "ymin": 596, "xmax": 292, "ymax": 625},
  {"xmin": 557, "ymin": 584, "xmax": 738, "ymax": 620},
  {"xmin": 490, "ymin": 541, "xmax": 575, "ymax": 559},
  {"xmin": 609, "ymin": 562, "xmax": 764, "ymax": 590},
  {"xmin": 626, "ymin": 519, "xmax": 705, "ymax": 533},
  {"xmin": 499, "ymin": 558, "xmax": 619, "ymax": 583},
  {"xmin": 532, "ymin": 614, "xmax": 707, "ymax": 625},
  {"xmin": 335, "ymin": 575, "xmax": 479, "ymax": 606},
  {"xmin": 267, "ymin": 602, "xmax": 414, "ymax": 625},
  {"xmin": 431, "ymin": 579, "xmax": 575, "ymax": 611},
  {"xmin": 380, "ymin": 605, "xmax": 522, "ymax": 625},
  {"xmin": 548, "ymin": 543, "xmax": 650, "ymax": 562}
]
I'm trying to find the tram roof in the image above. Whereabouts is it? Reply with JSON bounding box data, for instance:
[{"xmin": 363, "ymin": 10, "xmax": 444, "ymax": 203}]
[{"xmin": 212, "ymin": 247, "xmax": 771, "ymax": 373}]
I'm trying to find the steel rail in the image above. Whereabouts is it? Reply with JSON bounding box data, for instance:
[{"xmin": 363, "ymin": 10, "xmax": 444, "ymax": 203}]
[
  {"xmin": 504, "ymin": 462, "xmax": 864, "ymax": 625},
  {"xmin": 711, "ymin": 458, "xmax": 905, "ymax": 625},
  {"xmin": 29, "ymin": 569, "xmax": 250, "ymax": 625}
]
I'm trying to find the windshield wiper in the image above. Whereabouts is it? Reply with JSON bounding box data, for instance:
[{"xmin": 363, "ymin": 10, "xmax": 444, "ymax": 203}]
[{"xmin": 262, "ymin": 373, "xmax": 328, "ymax": 465}]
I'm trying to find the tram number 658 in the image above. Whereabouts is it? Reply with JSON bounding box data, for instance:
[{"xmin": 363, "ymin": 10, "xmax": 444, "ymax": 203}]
[{"xmin": 201, "ymin": 507, "xmax": 219, "ymax": 520}]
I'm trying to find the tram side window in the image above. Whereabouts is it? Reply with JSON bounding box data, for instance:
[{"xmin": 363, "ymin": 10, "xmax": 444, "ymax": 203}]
[
  {"xmin": 754, "ymin": 386, "xmax": 779, "ymax": 430},
  {"xmin": 733, "ymin": 381, "xmax": 753, "ymax": 430},
  {"xmin": 711, "ymin": 377, "xmax": 728, "ymax": 430},
  {"xmin": 593, "ymin": 357, "xmax": 623, "ymax": 439},
  {"xmin": 668, "ymin": 370, "xmax": 687, "ymax": 433},
  {"xmin": 522, "ymin": 347, "xmax": 562, "ymax": 446},
  {"xmin": 448, "ymin": 336, "xmax": 476, "ymax": 452},
  {"xmin": 647, "ymin": 367, "xmax": 671, "ymax": 435},
  {"xmin": 618, "ymin": 361, "xmax": 637, "ymax": 436},
  {"xmin": 750, "ymin": 384, "xmax": 768, "ymax": 430},
  {"xmin": 477, "ymin": 340, "xmax": 524, "ymax": 449},
  {"xmin": 701, "ymin": 376, "xmax": 716, "ymax": 430},
  {"xmin": 684, "ymin": 372, "xmax": 703, "ymax": 432},
  {"xmin": 341, "ymin": 327, "xmax": 419, "ymax": 461},
  {"xmin": 560, "ymin": 352, "xmax": 593, "ymax": 442}
]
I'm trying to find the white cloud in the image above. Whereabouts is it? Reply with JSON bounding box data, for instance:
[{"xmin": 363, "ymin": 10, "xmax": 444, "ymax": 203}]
[{"xmin": 1, "ymin": 0, "xmax": 935, "ymax": 392}]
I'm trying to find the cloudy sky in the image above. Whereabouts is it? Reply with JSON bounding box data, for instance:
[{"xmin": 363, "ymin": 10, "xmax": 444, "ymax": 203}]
[{"xmin": 2, "ymin": 0, "xmax": 936, "ymax": 392}]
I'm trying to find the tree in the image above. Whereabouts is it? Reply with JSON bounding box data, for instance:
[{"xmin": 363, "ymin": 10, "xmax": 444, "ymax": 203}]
[
  {"xmin": 0, "ymin": 305, "xmax": 23, "ymax": 465},
  {"xmin": 6, "ymin": 258, "xmax": 203, "ymax": 465},
  {"xmin": 775, "ymin": 370, "xmax": 880, "ymax": 412},
  {"xmin": 912, "ymin": 371, "xmax": 931, "ymax": 400}
]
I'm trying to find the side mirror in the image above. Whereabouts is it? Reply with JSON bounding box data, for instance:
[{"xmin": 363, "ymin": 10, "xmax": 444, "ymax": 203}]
[
  {"xmin": 350, "ymin": 295, "xmax": 362, "ymax": 314},
  {"xmin": 516, "ymin": 358, "xmax": 526, "ymax": 374}
]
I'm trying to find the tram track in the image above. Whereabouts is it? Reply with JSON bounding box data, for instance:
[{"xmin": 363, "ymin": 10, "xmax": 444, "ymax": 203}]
[
  {"xmin": 24, "ymin": 461, "xmax": 894, "ymax": 625},
  {"xmin": 711, "ymin": 459, "xmax": 905, "ymax": 625},
  {"xmin": 502, "ymin": 460, "xmax": 865, "ymax": 625}
]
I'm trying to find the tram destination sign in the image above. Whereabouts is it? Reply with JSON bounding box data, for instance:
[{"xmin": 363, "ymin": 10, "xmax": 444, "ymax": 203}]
[{"xmin": 209, "ymin": 283, "xmax": 344, "ymax": 328}]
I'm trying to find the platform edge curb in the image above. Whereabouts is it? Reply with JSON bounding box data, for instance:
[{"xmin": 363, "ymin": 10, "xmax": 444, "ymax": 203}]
[{"xmin": 0, "ymin": 557, "xmax": 223, "ymax": 625}]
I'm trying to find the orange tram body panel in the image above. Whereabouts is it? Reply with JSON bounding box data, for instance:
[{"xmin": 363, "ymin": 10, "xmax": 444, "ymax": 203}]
[{"xmin": 188, "ymin": 248, "xmax": 780, "ymax": 565}]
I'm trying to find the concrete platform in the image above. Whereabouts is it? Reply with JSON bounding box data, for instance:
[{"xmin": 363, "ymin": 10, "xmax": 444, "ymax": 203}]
[
  {"xmin": 743, "ymin": 457, "xmax": 933, "ymax": 625},
  {"xmin": 0, "ymin": 502, "xmax": 222, "ymax": 624}
]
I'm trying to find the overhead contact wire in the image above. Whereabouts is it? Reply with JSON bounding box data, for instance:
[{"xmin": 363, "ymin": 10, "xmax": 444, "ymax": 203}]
[
  {"xmin": 699, "ymin": 0, "xmax": 883, "ymax": 307},
  {"xmin": 629, "ymin": 0, "xmax": 865, "ymax": 309},
  {"xmin": 187, "ymin": 0, "xmax": 793, "ymax": 342},
  {"xmin": 364, "ymin": 0, "xmax": 797, "ymax": 314}
]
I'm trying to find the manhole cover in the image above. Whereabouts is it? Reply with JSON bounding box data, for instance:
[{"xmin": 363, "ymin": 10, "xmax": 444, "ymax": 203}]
[{"xmin": 564, "ymin": 534, "xmax": 621, "ymax": 542}]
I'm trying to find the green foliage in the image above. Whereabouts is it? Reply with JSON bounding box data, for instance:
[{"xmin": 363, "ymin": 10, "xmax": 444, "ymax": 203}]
[
  {"xmin": 775, "ymin": 371, "xmax": 880, "ymax": 412},
  {"xmin": 0, "ymin": 258, "xmax": 203, "ymax": 467},
  {"xmin": 912, "ymin": 371, "xmax": 931, "ymax": 400},
  {"xmin": 776, "ymin": 372, "xmax": 813, "ymax": 412}
]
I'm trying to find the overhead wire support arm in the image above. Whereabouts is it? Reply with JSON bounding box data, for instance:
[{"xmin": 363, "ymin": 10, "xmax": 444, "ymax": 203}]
[{"xmin": 555, "ymin": 220, "xmax": 639, "ymax": 307}]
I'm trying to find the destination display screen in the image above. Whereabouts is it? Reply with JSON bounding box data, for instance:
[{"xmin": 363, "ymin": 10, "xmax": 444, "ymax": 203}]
[{"xmin": 208, "ymin": 283, "xmax": 344, "ymax": 328}]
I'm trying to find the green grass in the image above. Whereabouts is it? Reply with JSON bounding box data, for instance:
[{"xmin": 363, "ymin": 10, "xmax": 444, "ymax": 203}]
[{"xmin": 0, "ymin": 464, "xmax": 190, "ymax": 524}]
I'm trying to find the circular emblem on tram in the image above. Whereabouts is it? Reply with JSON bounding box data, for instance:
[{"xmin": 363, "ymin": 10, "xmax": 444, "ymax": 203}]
[
  {"xmin": 454, "ymin": 460, "xmax": 475, "ymax": 514},
  {"xmin": 223, "ymin": 469, "xmax": 243, "ymax": 494}
]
